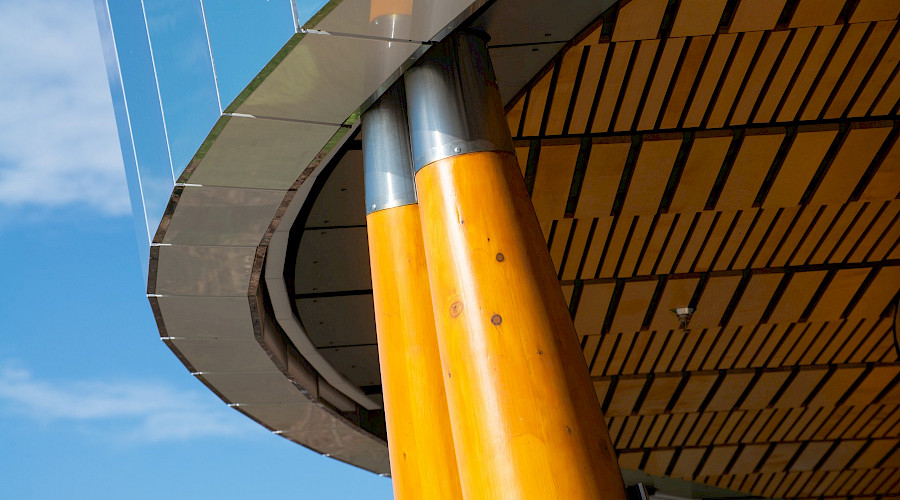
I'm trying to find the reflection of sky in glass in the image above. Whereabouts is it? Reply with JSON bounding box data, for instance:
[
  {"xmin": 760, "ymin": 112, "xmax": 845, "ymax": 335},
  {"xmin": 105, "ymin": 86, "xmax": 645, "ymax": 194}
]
[
  {"xmin": 95, "ymin": 0, "xmax": 330, "ymax": 274},
  {"xmin": 203, "ymin": 0, "xmax": 298, "ymax": 106}
]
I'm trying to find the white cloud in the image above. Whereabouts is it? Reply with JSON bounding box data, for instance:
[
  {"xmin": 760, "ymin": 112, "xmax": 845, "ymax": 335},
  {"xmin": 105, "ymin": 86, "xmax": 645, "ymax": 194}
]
[
  {"xmin": 0, "ymin": 0, "xmax": 130, "ymax": 215},
  {"xmin": 0, "ymin": 363, "xmax": 252, "ymax": 443}
]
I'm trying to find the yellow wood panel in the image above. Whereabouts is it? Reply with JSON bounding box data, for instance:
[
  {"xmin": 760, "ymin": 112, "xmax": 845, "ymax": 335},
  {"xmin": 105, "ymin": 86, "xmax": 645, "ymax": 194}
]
[
  {"xmin": 568, "ymin": 44, "xmax": 609, "ymax": 134},
  {"xmin": 580, "ymin": 216, "xmax": 614, "ymax": 278},
  {"xmin": 614, "ymin": 39, "xmax": 661, "ymax": 131},
  {"xmin": 860, "ymin": 140, "xmax": 900, "ymax": 201},
  {"xmin": 607, "ymin": 331, "xmax": 637, "ymax": 375},
  {"xmin": 514, "ymin": 146, "xmax": 529, "ymax": 175},
  {"xmin": 851, "ymin": 202, "xmax": 900, "ymax": 262},
  {"xmin": 575, "ymin": 141, "xmax": 631, "ymax": 218},
  {"xmin": 606, "ymin": 377, "xmax": 648, "ymax": 416},
  {"xmin": 773, "ymin": 367, "xmax": 828, "ymax": 408},
  {"xmin": 869, "ymin": 215, "xmax": 900, "ymax": 261},
  {"xmin": 592, "ymin": 42, "xmax": 635, "ymax": 133},
  {"xmin": 582, "ymin": 335, "xmax": 601, "ymax": 365},
  {"xmin": 759, "ymin": 442, "xmax": 802, "ymax": 473},
  {"xmin": 655, "ymin": 213, "xmax": 695, "ymax": 273},
  {"xmin": 612, "ymin": 0, "xmax": 669, "ymax": 42},
  {"xmin": 730, "ymin": 30, "xmax": 789, "ymax": 125},
  {"xmin": 849, "ymin": 317, "xmax": 894, "ymax": 362},
  {"xmin": 801, "ymin": 22, "xmax": 869, "ymax": 120},
  {"xmin": 545, "ymin": 48, "xmax": 585, "ymax": 136},
  {"xmin": 730, "ymin": 443, "xmax": 769, "ymax": 474},
  {"xmin": 521, "ymin": 70, "xmax": 553, "ymax": 136},
  {"xmin": 789, "ymin": 204, "xmax": 840, "ymax": 265},
  {"xmin": 849, "ymin": 29, "xmax": 900, "ymax": 116},
  {"xmin": 871, "ymin": 66, "xmax": 900, "ymax": 114},
  {"xmin": 826, "ymin": 21, "xmax": 897, "ymax": 118},
  {"xmin": 562, "ymin": 220, "xmax": 593, "ymax": 280},
  {"xmin": 704, "ymin": 372, "xmax": 754, "ymax": 412},
  {"xmin": 845, "ymin": 366, "xmax": 900, "ymax": 407},
  {"xmin": 729, "ymin": 0, "xmax": 787, "ymax": 32},
  {"xmin": 661, "ymin": 36, "xmax": 712, "ymax": 128},
  {"xmin": 740, "ymin": 371, "xmax": 791, "ymax": 410},
  {"xmin": 809, "ymin": 202, "xmax": 865, "ymax": 264},
  {"xmin": 507, "ymin": 98, "xmax": 525, "ymax": 137},
  {"xmin": 686, "ymin": 329, "xmax": 719, "ymax": 371},
  {"xmin": 696, "ymin": 211, "xmax": 738, "ymax": 271},
  {"xmin": 654, "ymin": 329, "xmax": 685, "ymax": 371},
  {"xmin": 616, "ymin": 451, "xmax": 643, "ymax": 469},
  {"xmin": 530, "ymin": 144, "xmax": 580, "ymax": 235},
  {"xmin": 831, "ymin": 203, "xmax": 884, "ymax": 262},
  {"xmin": 707, "ymin": 31, "xmax": 764, "ymax": 129},
  {"xmin": 600, "ymin": 216, "xmax": 635, "ymax": 277},
  {"xmin": 615, "ymin": 415, "xmax": 639, "ymax": 447},
  {"xmin": 618, "ymin": 216, "xmax": 654, "ymax": 277},
  {"xmin": 717, "ymin": 132, "xmax": 785, "ymax": 210},
  {"xmin": 692, "ymin": 275, "xmax": 742, "ymax": 329},
  {"xmin": 713, "ymin": 411, "xmax": 747, "ymax": 444},
  {"xmin": 767, "ymin": 206, "xmax": 815, "ymax": 266},
  {"xmin": 670, "ymin": 446, "xmax": 707, "ymax": 479},
  {"xmin": 649, "ymin": 278, "xmax": 700, "ymax": 332},
  {"xmin": 850, "ymin": 0, "xmax": 900, "ymax": 23},
  {"xmin": 754, "ymin": 27, "xmax": 816, "ymax": 123},
  {"xmin": 636, "ymin": 213, "xmax": 675, "ymax": 275},
  {"xmin": 851, "ymin": 438, "xmax": 899, "ymax": 469},
  {"xmin": 748, "ymin": 323, "xmax": 792, "ymax": 367},
  {"xmin": 808, "ymin": 268, "xmax": 869, "ymax": 321},
  {"xmin": 684, "ymin": 34, "xmax": 739, "ymax": 127},
  {"xmin": 713, "ymin": 208, "xmax": 759, "ymax": 269},
  {"xmin": 684, "ymin": 412, "xmax": 714, "ymax": 446},
  {"xmin": 644, "ymin": 449, "xmax": 676, "ymax": 475},
  {"xmin": 781, "ymin": 407, "xmax": 819, "ymax": 441},
  {"xmin": 641, "ymin": 374, "xmax": 683, "ymax": 413},
  {"xmin": 731, "ymin": 209, "xmax": 779, "ymax": 269},
  {"xmin": 797, "ymin": 321, "xmax": 841, "ymax": 364},
  {"xmin": 669, "ymin": 135, "xmax": 732, "ymax": 212},
  {"xmin": 549, "ymin": 218, "xmax": 573, "ymax": 274},
  {"xmin": 638, "ymin": 38, "xmax": 686, "ymax": 130},
  {"xmin": 778, "ymin": 25, "xmax": 842, "ymax": 121},
  {"xmin": 621, "ymin": 331, "xmax": 653, "ymax": 374},
  {"xmin": 766, "ymin": 323, "xmax": 806, "ymax": 366},
  {"xmin": 594, "ymin": 379, "xmax": 612, "ymax": 403},
  {"xmin": 658, "ymin": 412, "xmax": 688, "ymax": 446},
  {"xmin": 642, "ymin": 413, "xmax": 668, "ymax": 447},
  {"xmin": 811, "ymin": 367, "xmax": 867, "ymax": 407},
  {"xmin": 752, "ymin": 206, "xmax": 800, "ymax": 267},
  {"xmin": 768, "ymin": 407, "xmax": 804, "ymax": 442},
  {"xmin": 673, "ymin": 373, "xmax": 719, "ymax": 413},
  {"xmin": 764, "ymin": 128, "xmax": 839, "ymax": 208},
  {"xmin": 638, "ymin": 331, "xmax": 668, "ymax": 372},
  {"xmin": 729, "ymin": 272, "xmax": 784, "ymax": 327},
  {"xmin": 849, "ymin": 265, "xmax": 900, "ymax": 319},
  {"xmin": 669, "ymin": 329, "xmax": 702, "ymax": 371},
  {"xmin": 574, "ymin": 282, "xmax": 616, "ymax": 336},
  {"xmin": 671, "ymin": 0, "xmax": 728, "ymax": 37},
  {"xmin": 674, "ymin": 210, "xmax": 717, "ymax": 273},
  {"xmin": 610, "ymin": 279, "xmax": 659, "ymax": 334},
  {"xmin": 790, "ymin": 0, "xmax": 845, "ymax": 27},
  {"xmin": 767, "ymin": 270, "xmax": 828, "ymax": 324},
  {"xmin": 629, "ymin": 415, "xmax": 655, "ymax": 447}
]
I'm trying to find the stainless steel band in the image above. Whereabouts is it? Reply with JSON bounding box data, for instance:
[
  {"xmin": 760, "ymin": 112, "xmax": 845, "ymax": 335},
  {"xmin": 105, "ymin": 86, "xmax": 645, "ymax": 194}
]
[
  {"xmin": 361, "ymin": 82, "xmax": 417, "ymax": 215},
  {"xmin": 404, "ymin": 29, "xmax": 514, "ymax": 173}
]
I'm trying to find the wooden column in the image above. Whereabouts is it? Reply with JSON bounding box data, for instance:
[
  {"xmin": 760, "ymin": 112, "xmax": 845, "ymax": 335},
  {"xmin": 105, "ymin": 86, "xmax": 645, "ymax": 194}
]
[
  {"xmin": 406, "ymin": 32, "xmax": 627, "ymax": 500},
  {"xmin": 362, "ymin": 84, "xmax": 462, "ymax": 500}
]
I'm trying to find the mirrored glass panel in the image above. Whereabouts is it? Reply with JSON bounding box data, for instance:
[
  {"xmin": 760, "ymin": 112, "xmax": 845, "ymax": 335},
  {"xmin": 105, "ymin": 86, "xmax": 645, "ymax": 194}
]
[
  {"xmin": 103, "ymin": 0, "xmax": 175, "ymax": 248},
  {"xmin": 143, "ymin": 0, "xmax": 221, "ymax": 172},
  {"xmin": 203, "ymin": 0, "xmax": 297, "ymax": 107}
]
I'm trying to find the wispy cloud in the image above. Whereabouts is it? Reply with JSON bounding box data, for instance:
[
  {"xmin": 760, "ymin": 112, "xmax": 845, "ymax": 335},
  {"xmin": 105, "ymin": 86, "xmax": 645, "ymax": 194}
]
[
  {"xmin": 0, "ymin": 363, "xmax": 251, "ymax": 443},
  {"xmin": 0, "ymin": 0, "xmax": 129, "ymax": 215}
]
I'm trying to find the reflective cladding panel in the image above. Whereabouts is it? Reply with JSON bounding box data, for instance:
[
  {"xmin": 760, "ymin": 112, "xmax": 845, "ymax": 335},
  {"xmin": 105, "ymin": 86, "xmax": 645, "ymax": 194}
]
[
  {"xmin": 93, "ymin": 0, "xmax": 151, "ymax": 273},
  {"xmin": 202, "ymin": 0, "xmax": 298, "ymax": 107},
  {"xmin": 98, "ymin": 0, "xmax": 176, "ymax": 270},
  {"xmin": 143, "ymin": 0, "xmax": 220, "ymax": 171}
]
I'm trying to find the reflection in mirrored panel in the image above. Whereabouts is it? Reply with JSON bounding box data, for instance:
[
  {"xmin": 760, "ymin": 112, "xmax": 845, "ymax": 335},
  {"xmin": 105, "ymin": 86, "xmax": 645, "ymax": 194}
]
[
  {"xmin": 202, "ymin": 0, "xmax": 297, "ymax": 107},
  {"xmin": 143, "ymin": 0, "xmax": 221, "ymax": 172},
  {"xmin": 98, "ymin": 0, "xmax": 175, "ymax": 268}
]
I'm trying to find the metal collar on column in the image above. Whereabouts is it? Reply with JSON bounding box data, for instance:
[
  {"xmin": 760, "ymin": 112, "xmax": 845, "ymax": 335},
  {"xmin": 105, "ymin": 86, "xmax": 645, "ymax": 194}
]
[
  {"xmin": 362, "ymin": 82, "xmax": 417, "ymax": 215},
  {"xmin": 404, "ymin": 29, "xmax": 514, "ymax": 172}
]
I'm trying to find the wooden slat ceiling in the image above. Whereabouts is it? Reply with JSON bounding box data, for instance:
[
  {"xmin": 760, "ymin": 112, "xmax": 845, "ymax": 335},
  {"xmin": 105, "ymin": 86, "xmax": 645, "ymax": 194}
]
[{"xmin": 504, "ymin": 0, "xmax": 900, "ymax": 497}]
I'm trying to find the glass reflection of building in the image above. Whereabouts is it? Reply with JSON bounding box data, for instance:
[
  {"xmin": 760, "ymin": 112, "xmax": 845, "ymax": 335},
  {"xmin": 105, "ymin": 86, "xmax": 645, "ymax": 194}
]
[{"xmin": 93, "ymin": 0, "xmax": 326, "ymax": 276}]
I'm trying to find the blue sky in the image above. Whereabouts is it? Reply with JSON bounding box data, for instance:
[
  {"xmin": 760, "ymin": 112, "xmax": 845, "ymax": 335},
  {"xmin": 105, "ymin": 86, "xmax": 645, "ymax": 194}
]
[{"xmin": 0, "ymin": 1, "xmax": 393, "ymax": 497}]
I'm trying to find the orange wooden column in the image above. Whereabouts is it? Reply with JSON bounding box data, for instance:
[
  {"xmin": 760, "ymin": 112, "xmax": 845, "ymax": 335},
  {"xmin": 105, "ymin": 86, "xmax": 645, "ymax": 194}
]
[
  {"xmin": 405, "ymin": 32, "xmax": 627, "ymax": 500},
  {"xmin": 361, "ymin": 84, "xmax": 462, "ymax": 500}
]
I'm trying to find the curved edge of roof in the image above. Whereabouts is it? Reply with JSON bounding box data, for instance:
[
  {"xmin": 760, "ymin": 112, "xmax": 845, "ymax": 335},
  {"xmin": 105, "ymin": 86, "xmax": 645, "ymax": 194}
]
[{"xmin": 144, "ymin": 0, "xmax": 490, "ymax": 473}]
